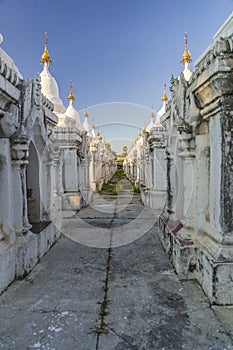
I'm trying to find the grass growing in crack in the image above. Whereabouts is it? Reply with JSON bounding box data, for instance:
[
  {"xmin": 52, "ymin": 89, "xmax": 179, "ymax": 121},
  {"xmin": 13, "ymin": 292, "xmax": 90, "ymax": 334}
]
[
  {"xmin": 100, "ymin": 298, "xmax": 109, "ymax": 318},
  {"xmin": 99, "ymin": 170, "xmax": 127, "ymax": 195},
  {"xmin": 94, "ymin": 327, "xmax": 108, "ymax": 335},
  {"xmin": 111, "ymin": 188, "xmax": 118, "ymax": 195},
  {"xmin": 94, "ymin": 296, "xmax": 109, "ymax": 334},
  {"xmin": 100, "ymin": 169, "xmax": 141, "ymax": 196},
  {"xmin": 94, "ymin": 246, "xmax": 113, "ymax": 339},
  {"xmin": 133, "ymin": 185, "xmax": 140, "ymax": 194},
  {"xmin": 94, "ymin": 185, "xmax": 117, "ymax": 346}
]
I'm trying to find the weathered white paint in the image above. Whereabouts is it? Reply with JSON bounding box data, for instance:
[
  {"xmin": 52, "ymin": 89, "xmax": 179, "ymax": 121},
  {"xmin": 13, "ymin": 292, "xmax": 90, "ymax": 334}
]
[
  {"xmin": 0, "ymin": 36, "xmax": 116, "ymax": 293},
  {"xmin": 125, "ymin": 14, "xmax": 233, "ymax": 305}
]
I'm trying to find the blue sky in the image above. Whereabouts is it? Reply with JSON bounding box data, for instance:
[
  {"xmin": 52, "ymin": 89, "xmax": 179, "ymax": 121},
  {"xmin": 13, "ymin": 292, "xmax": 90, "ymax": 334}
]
[{"xmin": 0, "ymin": 0, "xmax": 232, "ymax": 153}]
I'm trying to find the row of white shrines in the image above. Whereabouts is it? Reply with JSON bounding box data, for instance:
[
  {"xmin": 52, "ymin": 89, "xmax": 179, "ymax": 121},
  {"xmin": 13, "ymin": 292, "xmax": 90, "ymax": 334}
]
[
  {"xmin": 0, "ymin": 13, "xmax": 232, "ymax": 305},
  {"xmin": 125, "ymin": 13, "xmax": 233, "ymax": 305},
  {"xmin": 0, "ymin": 31, "xmax": 117, "ymax": 292}
]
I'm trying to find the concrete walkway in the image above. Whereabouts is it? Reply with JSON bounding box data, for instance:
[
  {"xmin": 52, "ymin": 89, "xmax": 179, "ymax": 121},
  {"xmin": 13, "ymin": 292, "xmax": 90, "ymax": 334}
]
[{"xmin": 0, "ymin": 172, "xmax": 233, "ymax": 350}]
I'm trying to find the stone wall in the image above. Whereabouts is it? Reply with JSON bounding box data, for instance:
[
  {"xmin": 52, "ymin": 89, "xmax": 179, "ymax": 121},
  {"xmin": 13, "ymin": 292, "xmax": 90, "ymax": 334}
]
[
  {"xmin": 125, "ymin": 13, "xmax": 233, "ymax": 305},
  {"xmin": 158, "ymin": 16, "xmax": 233, "ymax": 305},
  {"xmin": 0, "ymin": 44, "xmax": 62, "ymax": 293},
  {"xmin": 0, "ymin": 37, "xmax": 116, "ymax": 293}
]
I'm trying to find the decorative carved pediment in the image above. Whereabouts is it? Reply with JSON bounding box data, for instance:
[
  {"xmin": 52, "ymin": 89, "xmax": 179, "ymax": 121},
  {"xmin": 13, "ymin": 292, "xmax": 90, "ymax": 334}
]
[
  {"xmin": 32, "ymin": 75, "xmax": 42, "ymax": 108},
  {"xmin": 148, "ymin": 128, "xmax": 166, "ymax": 150},
  {"xmin": 192, "ymin": 69, "xmax": 233, "ymax": 117},
  {"xmin": 177, "ymin": 118, "xmax": 193, "ymax": 134},
  {"xmin": 214, "ymin": 36, "xmax": 232, "ymax": 57},
  {"xmin": 0, "ymin": 56, "xmax": 22, "ymax": 88},
  {"xmin": 189, "ymin": 36, "xmax": 233, "ymax": 86},
  {"xmin": 11, "ymin": 139, "xmax": 29, "ymax": 163},
  {"xmin": 3, "ymin": 76, "xmax": 57, "ymax": 144},
  {"xmin": 0, "ymin": 103, "xmax": 19, "ymax": 137}
]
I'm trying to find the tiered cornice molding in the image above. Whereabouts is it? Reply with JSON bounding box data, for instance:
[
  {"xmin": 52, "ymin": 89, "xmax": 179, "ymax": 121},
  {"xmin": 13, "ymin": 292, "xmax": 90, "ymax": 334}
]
[
  {"xmin": 190, "ymin": 36, "xmax": 233, "ymax": 84},
  {"xmin": 0, "ymin": 56, "xmax": 22, "ymax": 88}
]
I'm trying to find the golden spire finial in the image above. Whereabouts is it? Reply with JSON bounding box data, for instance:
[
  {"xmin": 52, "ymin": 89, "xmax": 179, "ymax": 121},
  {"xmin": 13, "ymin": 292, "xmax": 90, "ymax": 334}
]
[
  {"xmin": 40, "ymin": 32, "xmax": 52, "ymax": 64},
  {"xmin": 68, "ymin": 80, "xmax": 75, "ymax": 101},
  {"xmin": 91, "ymin": 119, "xmax": 95, "ymax": 129},
  {"xmin": 181, "ymin": 33, "xmax": 192, "ymax": 64},
  {"xmin": 150, "ymin": 104, "xmax": 154, "ymax": 118},
  {"xmin": 161, "ymin": 82, "xmax": 168, "ymax": 101},
  {"xmin": 84, "ymin": 104, "xmax": 89, "ymax": 118}
]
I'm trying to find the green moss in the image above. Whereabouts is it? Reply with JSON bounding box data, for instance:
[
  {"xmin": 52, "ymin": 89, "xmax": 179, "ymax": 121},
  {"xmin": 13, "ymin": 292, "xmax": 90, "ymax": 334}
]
[{"xmin": 99, "ymin": 170, "xmax": 140, "ymax": 195}]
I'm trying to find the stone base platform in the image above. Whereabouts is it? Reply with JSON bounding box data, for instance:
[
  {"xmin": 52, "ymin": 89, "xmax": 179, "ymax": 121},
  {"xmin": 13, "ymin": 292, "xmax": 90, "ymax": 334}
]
[
  {"xmin": 0, "ymin": 223, "xmax": 60, "ymax": 294},
  {"xmin": 140, "ymin": 189, "xmax": 166, "ymax": 210},
  {"xmin": 62, "ymin": 193, "xmax": 82, "ymax": 211},
  {"xmin": 149, "ymin": 190, "xmax": 166, "ymax": 210},
  {"xmin": 158, "ymin": 213, "xmax": 233, "ymax": 305},
  {"xmin": 140, "ymin": 188, "xmax": 150, "ymax": 207}
]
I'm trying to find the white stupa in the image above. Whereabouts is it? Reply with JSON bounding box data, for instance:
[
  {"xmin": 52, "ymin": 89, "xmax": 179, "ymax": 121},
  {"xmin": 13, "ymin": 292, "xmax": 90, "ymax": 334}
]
[
  {"xmin": 155, "ymin": 83, "xmax": 168, "ymax": 127},
  {"xmin": 146, "ymin": 105, "xmax": 155, "ymax": 132},
  {"xmin": 39, "ymin": 33, "xmax": 66, "ymax": 122},
  {"xmin": 83, "ymin": 110, "xmax": 91, "ymax": 135},
  {"xmin": 65, "ymin": 81, "xmax": 84, "ymax": 130},
  {"xmin": 90, "ymin": 121, "xmax": 99, "ymax": 144},
  {"xmin": 91, "ymin": 121, "xmax": 96, "ymax": 138},
  {"xmin": 181, "ymin": 33, "xmax": 192, "ymax": 81}
]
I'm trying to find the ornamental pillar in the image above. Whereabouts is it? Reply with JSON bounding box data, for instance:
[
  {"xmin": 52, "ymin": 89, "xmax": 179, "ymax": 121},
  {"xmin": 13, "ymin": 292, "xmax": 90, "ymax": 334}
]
[
  {"xmin": 89, "ymin": 142, "xmax": 97, "ymax": 192},
  {"xmin": 11, "ymin": 140, "xmax": 31, "ymax": 234},
  {"xmin": 148, "ymin": 126, "xmax": 166, "ymax": 209},
  {"xmin": 62, "ymin": 147, "xmax": 81, "ymax": 211},
  {"xmin": 164, "ymin": 148, "xmax": 172, "ymax": 215},
  {"xmin": 177, "ymin": 132, "xmax": 196, "ymax": 229},
  {"xmin": 52, "ymin": 151, "xmax": 62, "ymax": 215},
  {"xmin": 140, "ymin": 146, "xmax": 151, "ymax": 207}
]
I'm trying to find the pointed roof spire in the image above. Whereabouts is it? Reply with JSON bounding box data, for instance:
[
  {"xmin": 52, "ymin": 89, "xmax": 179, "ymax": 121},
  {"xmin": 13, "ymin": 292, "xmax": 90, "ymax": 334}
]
[
  {"xmin": 161, "ymin": 83, "xmax": 168, "ymax": 101},
  {"xmin": 181, "ymin": 33, "xmax": 192, "ymax": 64},
  {"xmin": 91, "ymin": 118, "xmax": 96, "ymax": 138},
  {"xmin": 150, "ymin": 104, "xmax": 155, "ymax": 118},
  {"xmin": 68, "ymin": 80, "xmax": 75, "ymax": 101},
  {"xmin": 83, "ymin": 104, "xmax": 90, "ymax": 133},
  {"xmin": 40, "ymin": 32, "xmax": 52, "ymax": 65},
  {"xmin": 84, "ymin": 104, "xmax": 89, "ymax": 118}
]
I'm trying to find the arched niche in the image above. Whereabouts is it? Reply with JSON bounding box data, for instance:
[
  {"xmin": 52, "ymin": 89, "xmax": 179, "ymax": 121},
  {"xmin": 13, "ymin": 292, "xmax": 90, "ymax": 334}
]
[
  {"xmin": 26, "ymin": 116, "xmax": 48, "ymax": 225},
  {"xmin": 26, "ymin": 141, "xmax": 40, "ymax": 223}
]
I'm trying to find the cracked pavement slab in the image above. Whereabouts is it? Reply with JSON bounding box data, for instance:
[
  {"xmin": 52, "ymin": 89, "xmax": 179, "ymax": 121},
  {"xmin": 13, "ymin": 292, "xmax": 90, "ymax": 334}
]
[{"xmin": 0, "ymin": 173, "xmax": 233, "ymax": 350}]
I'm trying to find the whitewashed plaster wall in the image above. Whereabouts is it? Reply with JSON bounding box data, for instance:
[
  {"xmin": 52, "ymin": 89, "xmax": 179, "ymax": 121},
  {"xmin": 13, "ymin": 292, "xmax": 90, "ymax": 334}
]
[
  {"xmin": 158, "ymin": 18, "xmax": 233, "ymax": 304},
  {"xmin": 125, "ymin": 14, "xmax": 233, "ymax": 305},
  {"xmin": 0, "ymin": 44, "xmax": 60, "ymax": 293}
]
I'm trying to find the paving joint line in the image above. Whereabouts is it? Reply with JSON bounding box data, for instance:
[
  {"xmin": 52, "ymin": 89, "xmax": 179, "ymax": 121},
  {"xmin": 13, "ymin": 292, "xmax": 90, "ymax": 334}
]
[{"xmin": 95, "ymin": 196, "xmax": 117, "ymax": 350}]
